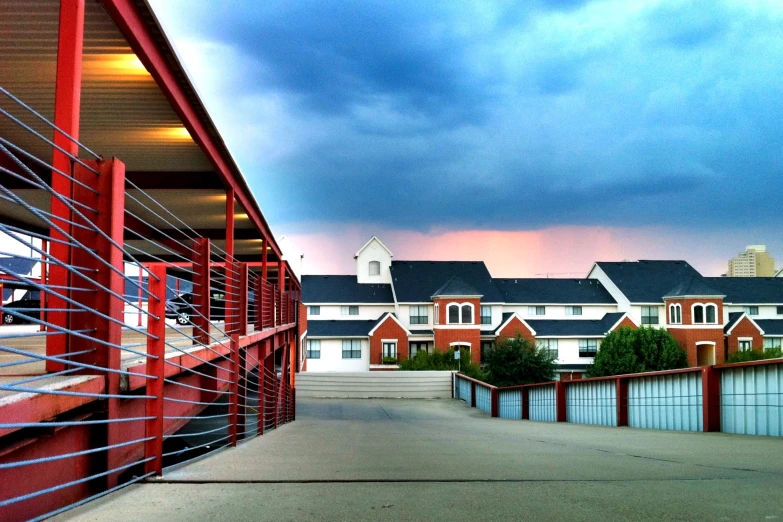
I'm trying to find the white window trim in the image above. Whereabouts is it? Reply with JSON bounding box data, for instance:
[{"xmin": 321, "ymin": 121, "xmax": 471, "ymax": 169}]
[
  {"xmin": 447, "ymin": 302, "xmax": 475, "ymax": 325},
  {"xmin": 669, "ymin": 303, "xmax": 682, "ymax": 324},
  {"xmin": 691, "ymin": 302, "xmax": 718, "ymax": 325},
  {"xmin": 368, "ymin": 261, "xmax": 381, "ymax": 276}
]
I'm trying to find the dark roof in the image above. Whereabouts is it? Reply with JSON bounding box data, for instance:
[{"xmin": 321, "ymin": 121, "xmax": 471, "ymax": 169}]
[
  {"xmin": 755, "ymin": 319, "xmax": 783, "ymax": 336},
  {"xmin": 664, "ymin": 277, "xmax": 725, "ymax": 298},
  {"xmin": 410, "ymin": 329, "xmax": 434, "ymax": 335},
  {"xmin": 493, "ymin": 278, "xmax": 616, "ymax": 304},
  {"xmin": 307, "ymin": 320, "xmax": 375, "ymax": 337},
  {"xmin": 595, "ymin": 260, "xmax": 703, "ymax": 303},
  {"xmin": 390, "ymin": 261, "xmax": 504, "ymax": 303},
  {"xmin": 431, "ymin": 276, "xmax": 482, "ymax": 298},
  {"xmin": 302, "ymin": 275, "xmax": 393, "ymax": 303},
  {"xmin": 704, "ymin": 277, "xmax": 783, "ymax": 304},
  {"xmin": 527, "ymin": 312, "xmax": 628, "ymax": 337},
  {"xmin": 724, "ymin": 312, "xmax": 745, "ymax": 334}
]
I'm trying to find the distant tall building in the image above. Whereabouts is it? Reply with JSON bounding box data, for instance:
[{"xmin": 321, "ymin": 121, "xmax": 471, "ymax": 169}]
[{"xmin": 728, "ymin": 245, "xmax": 776, "ymax": 277}]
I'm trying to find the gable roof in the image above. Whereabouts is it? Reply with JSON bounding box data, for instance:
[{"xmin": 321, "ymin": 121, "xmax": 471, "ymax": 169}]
[
  {"xmin": 354, "ymin": 236, "xmax": 393, "ymax": 259},
  {"xmin": 368, "ymin": 312, "xmax": 410, "ymax": 336},
  {"xmin": 493, "ymin": 278, "xmax": 616, "ymax": 304},
  {"xmin": 302, "ymin": 275, "xmax": 394, "ymax": 303},
  {"xmin": 494, "ymin": 312, "xmax": 536, "ymax": 336},
  {"xmin": 704, "ymin": 277, "xmax": 783, "ymax": 304},
  {"xmin": 664, "ymin": 277, "xmax": 725, "ymax": 298},
  {"xmin": 390, "ymin": 261, "xmax": 504, "ymax": 303},
  {"xmin": 527, "ymin": 312, "xmax": 629, "ymax": 337},
  {"xmin": 755, "ymin": 319, "xmax": 783, "ymax": 336},
  {"xmin": 724, "ymin": 312, "xmax": 745, "ymax": 334},
  {"xmin": 595, "ymin": 260, "xmax": 703, "ymax": 303},
  {"xmin": 431, "ymin": 276, "xmax": 483, "ymax": 298},
  {"xmin": 307, "ymin": 320, "xmax": 376, "ymax": 337}
]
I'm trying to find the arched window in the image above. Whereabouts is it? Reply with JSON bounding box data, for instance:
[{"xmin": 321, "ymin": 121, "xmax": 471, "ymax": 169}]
[
  {"xmin": 693, "ymin": 304, "xmax": 704, "ymax": 324},
  {"xmin": 705, "ymin": 304, "xmax": 717, "ymax": 324},
  {"xmin": 461, "ymin": 304, "xmax": 472, "ymax": 324},
  {"xmin": 369, "ymin": 261, "xmax": 380, "ymax": 276},
  {"xmin": 448, "ymin": 304, "xmax": 460, "ymax": 324},
  {"xmin": 669, "ymin": 304, "xmax": 682, "ymax": 324}
]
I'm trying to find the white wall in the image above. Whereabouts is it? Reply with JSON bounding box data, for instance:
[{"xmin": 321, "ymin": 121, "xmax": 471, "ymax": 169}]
[
  {"xmin": 587, "ymin": 265, "xmax": 631, "ymax": 313},
  {"xmin": 305, "ymin": 338, "xmax": 370, "ymax": 372},
  {"xmin": 629, "ymin": 305, "xmax": 665, "ymax": 328},
  {"xmin": 307, "ymin": 304, "xmax": 394, "ymax": 320},
  {"xmin": 502, "ymin": 304, "xmax": 619, "ymax": 320},
  {"xmin": 399, "ymin": 303, "xmax": 433, "ymax": 329},
  {"xmin": 724, "ymin": 305, "xmax": 783, "ymax": 321},
  {"xmin": 356, "ymin": 237, "xmax": 392, "ymax": 284},
  {"xmin": 543, "ymin": 338, "xmax": 601, "ymax": 366},
  {"xmin": 297, "ymin": 371, "xmax": 453, "ymax": 398}
]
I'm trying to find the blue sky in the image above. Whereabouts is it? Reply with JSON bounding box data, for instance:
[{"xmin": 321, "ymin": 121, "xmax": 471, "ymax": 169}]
[{"xmin": 149, "ymin": 0, "xmax": 783, "ymax": 276}]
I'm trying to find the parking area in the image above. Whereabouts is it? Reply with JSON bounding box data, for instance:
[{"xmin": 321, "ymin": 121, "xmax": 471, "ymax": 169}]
[{"xmin": 58, "ymin": 397, "xmax": 783, "ymax": 521}]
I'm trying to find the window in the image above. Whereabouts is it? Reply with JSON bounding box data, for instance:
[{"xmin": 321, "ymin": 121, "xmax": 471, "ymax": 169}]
[
  {"xmin": 461, "ymin": 304, "xmax": 472, "ymax": 324},
  {"xmin": 434, "ymin": 303, "xmax": 439, "ymax": 325},
  {"xmin": 528, "ymin": 306, "xmax": 545, "ymax": 316},
  {"xmin": 705, "ymin": 304, "xmax": 717, "ymax": 324},
  {"xmin": 448, "ymin": 304, "xmax": 460, "ymax": 324},
  {"xmin": 738, "ymin": 339, "xmax": 752, "ymax": 351},
  {"xmin": 538, "ymin": 339, "xmax": 559, "ymax": 359},
  {"xmin": 410, "ymin": 342, "xmax": 429, "ymax": 357},
  {"xmin": 447, "ymin": 303, "xmax": 473, "ymax": 324},
  {"xmin": 480, "ymin": 305, "xmax": 492, "ymax": 325},
  {"xmin": 579, "ymin": 339, "xmax": 598, "ymax": 357},
  {"xmin": 342, "ymin": 339, "xmax": 361, "ymax": 358},
  {"xmin": 309, "ymin": 306, "xmax": 320, "ymax": 316},
  {"xmin": 777, "ymin": 306, "xmax": 783, "ymax": 315},
  {"xmin": 341, "ymin": 305, "xmax": 359, "ymax": 316},
  {"xmin": 744, "ymin": 306, "xmax": 759, "ymax": 316},
  {"xmin": 369, "ymin": 261, "xmax": 380, "ymax": 276},
  {"xmin": 693, "ymin": 304, "xmax": 704, "ymax": 324},
  {"xmin": 409, "ymin": 305, "xmax": 428, "ymax": 325},
  {"xmin": 565, "ymin": 306, "xmax": 582, "ymax": 316},
  {"xmin": 764, "ymin": 337, "xmax": 782, "ymax": 350},
  {"xmin": 306, "ymin": 339, "xmax": 321, "ymax": 359},
  {"xmin": 641, "ymin": 306, "xmax": 658, "ymax": 325},
  {"xmin": 669, "ymin": 304, "xmax": 682, "ymax": 324},
  {"xmin": 382, "ymin": 342, "xmax": 397, "ymax": 363}
]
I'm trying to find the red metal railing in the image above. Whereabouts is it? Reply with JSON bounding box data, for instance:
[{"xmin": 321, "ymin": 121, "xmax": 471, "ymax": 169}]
[{"xmin": 0, "ymin": 88, "xmax": 298, "ymax": 521}]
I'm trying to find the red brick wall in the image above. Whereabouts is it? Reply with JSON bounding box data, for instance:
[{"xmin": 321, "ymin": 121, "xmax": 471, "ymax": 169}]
[
  {"xmin": 298, "ymin": 301, "xmax": 307, "ymax": 371},
  {"xmin": 560, "ymin": 372, "xmax": 583, "ymax": 381},
  {"xmin": 497, "ymin": 316, "xmax": 535, "ymax": 343},
  {"xmin": 665, "ymin": 298, "xmax": 724, "ymax": 326},
  {"xmin": 667, "ymin": 327, "xmax": 727, "ymax": 366},
  {"xmin": 369, "ymin": 315, "xmax": 409, "ymax": 365},
  {"xmin": 726, "ymin": 316, "xmax": 764, "ymax": 356},
  {"xmin": 434, "ymin": 297, "xmax": 481, "ymax": 325},
  {"xmin": 434, "ymin": 328, "xmax": 481, "ymax": 364},
  {"xmin": 611, "ymin": 316, "xmax": 637, "ymax": 331}
]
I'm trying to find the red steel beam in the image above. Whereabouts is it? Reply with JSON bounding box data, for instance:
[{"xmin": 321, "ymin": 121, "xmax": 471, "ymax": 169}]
[
  {"xmin": 144, "ymin": 264, "xmax": 166, "ymax": 476},
  {"xmin": 47, "ymin": 0, "xmax": 85, "ymax": 372}
]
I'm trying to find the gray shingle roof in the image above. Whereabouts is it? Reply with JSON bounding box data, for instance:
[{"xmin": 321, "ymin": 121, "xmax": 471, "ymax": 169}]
[
  {"xmin": 493, "ymin": 278, "xmax": 616, "ymax": 304},
  {"xmin": 595, "ymin": 260, "xmax": 702, "ymax": 303},
  {"xmin": 755, "ymin": 319, "xmax": 783, "ymax": 336},
  {"xmin": 302, "ymin": 275, "xmax": 394, "ymax": 304},
  {"xmin": 307, "ymin": 320, "xmax": 376, "ymax": 337},
  {"xmin": 390, "ymin": 261, "xmax": 504, "ymax": 302},
  {"xmin": 664, "ymin": 277, "xmax": 725, "ymax": 298},
  {"xmin": 527, "ymin": 312, "xmax": 628, "ymax": 337},
  {"xmin": 431, "ymin": 276, "xmax": 482, "ymax": 298},
  {"xmin": 724, "ymin": 312, "xmax": 745, "ymax": 334},
  {"xmin": 704, "ymin": 277, "xmax": 783, "ymax": 304}
]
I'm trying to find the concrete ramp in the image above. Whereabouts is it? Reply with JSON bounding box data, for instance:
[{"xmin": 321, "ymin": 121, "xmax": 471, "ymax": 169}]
[{"xmin": 296, "ymin": 371, "xmax": 453, "ymax": 398}]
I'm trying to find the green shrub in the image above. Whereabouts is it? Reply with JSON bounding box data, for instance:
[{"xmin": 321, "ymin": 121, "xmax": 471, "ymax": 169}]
[
  {"xmin": 727, "ymin": 348, "xmax": 783, "ymax": 364},
  {"xmin": 382, "ymin": 356, "xmax": 398, "ymax": 365},
  {"xmin": 482, "ymin": 334, "xmax": 556, "ymax": 386},
  {"xmin": 587, "ymin": 326, "xmax": 687, "ymax": 377},
  {"xmin": 399, "ymin": 348, "xmax": 486, "ymax": 380}
]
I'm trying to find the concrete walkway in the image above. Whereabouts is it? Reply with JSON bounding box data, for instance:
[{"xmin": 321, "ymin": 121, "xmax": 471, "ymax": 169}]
[{"xmin": 59, "ymin": 398, "xmax": 783, "ymax": 521}]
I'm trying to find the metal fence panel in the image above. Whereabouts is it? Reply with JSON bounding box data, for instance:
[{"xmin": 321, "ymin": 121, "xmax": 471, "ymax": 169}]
[
  {"xmin": 529, "ymin": 384, "xmax": 556, "ymax": 422},
  {"xmin": 475, "ymin": 383, "xmax": 492, "ymax": 414},
  {"xmin": 455, "ymin": 375, "xmax": 472, "ymax": 405},
  {"xmin": 566, "ymin": 380, "xmax": 617, "ymax": 427},
  {"xmin": 628, "ymin": 372, "xmax": 702, "ymax": 432},
  {"xmin": 721, "ymin": 364, "xmax": 782, "ymax": 437},
  {"xmin": 498, "ymin": 389, "xmax": 522, "ymax": 419}
]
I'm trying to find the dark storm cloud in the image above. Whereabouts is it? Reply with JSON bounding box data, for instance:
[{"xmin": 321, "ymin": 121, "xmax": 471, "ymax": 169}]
[{"xmin": 152, "ymin": 0, "xmax": 783, "ymax": 234}]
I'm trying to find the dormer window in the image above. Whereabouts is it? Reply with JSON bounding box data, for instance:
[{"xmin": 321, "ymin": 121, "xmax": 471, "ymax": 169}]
[
  {"xmin": 447, "ymin": 303, "xmax": 474, "ymax": 324},
  {"xmin": 369, "ymin": 261, "xmax": 380, "ymax": 276},
  {"xmin": 669, "ymin": 304, "xmax": 682, "ymax": 324},
  {"xmin": 692, "ymin": 303, "xmax": 717, "ymax": 324}
]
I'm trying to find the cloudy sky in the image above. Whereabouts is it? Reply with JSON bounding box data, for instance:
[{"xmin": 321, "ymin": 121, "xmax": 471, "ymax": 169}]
[{"xmin": 149, "ymin": 0, "xmax": 783, "ymax": 277}]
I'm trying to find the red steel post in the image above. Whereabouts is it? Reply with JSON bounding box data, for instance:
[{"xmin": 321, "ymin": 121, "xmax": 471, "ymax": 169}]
[
  {"xmin": 702, "ymin": 366, "xmax": 721, "ymax": 432},
  {"xmin": 228, "ymin": 335, "xmax": 239, "ymax": 446},
  {"xmin": 144, "ymin": 264, "xmax": 166, "ymax": 476},
  {"xmin": 255, "ymin": 272, "xmax": 263, "ymax": 330},
  {"xmin": 555, "ymin": 381, "xmax": 567, "ymax": 422},
  {"xmin": 238, "ymin": 262, "xmax": 249, "ymax": 336},
  {"xmin": 69, "ymin": 158, "xmax": 125, "ymax": 488},
  {"xmin": 192, "ymin": 238, "xmax": 211, "ymax": 345},
  {"xmin": 521, "ymin": 387, "xmax": 529, "ymax": 420},
  {"xmin": 470, "ymin": 382, "xmax": 476, "ymax": 408},
  {"xmin": 47, "ymin": 0, "xmax": 85, "ymax": 371},
  {"xmin": 491, "ymin": 387, "xmax": 499, "ymax": 418},
  {"xmin": 616, "ymin": 377, "xmax": 629, "ymax": 427}
]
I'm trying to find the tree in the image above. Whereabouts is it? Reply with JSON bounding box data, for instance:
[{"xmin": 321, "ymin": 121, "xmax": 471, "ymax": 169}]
[
  {"xmin": 483, "ymin": 334, "xmax": 557, "ymax": 386},
  {"xmin": 587, "ymin": 326, "xmax": 687, "ymax": 377}
]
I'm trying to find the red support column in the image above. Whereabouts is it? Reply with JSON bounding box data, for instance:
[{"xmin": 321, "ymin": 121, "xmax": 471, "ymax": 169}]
[
  {"xmin": 47, "ymin": 0, "xmax": 85, "ymax": 372},
  {"xmin": 702, "ymin": 366, "xmax": 721, "ymax": 432},
  {"xmin": 616, "ymin": 377, "xmax": 629, "ymax": 427},
  {"xmin": 255, "ymin": 272, "xmax": 263, "ymax": 331},
  {"xmin": 228, "ymin": 335, "xmax": 239, "ymax": 446},
  {"xmin": 490, "ymin": 387, "xmax": 499, "ymax": 418},
  {"xmin": 68, "ymin": 158, "xmax": 125, "ymax": 488},
  {"xmin": 521, "ymin": 387, "xmax": 529, "ymax": 420},
  {"xmin": 555, "ymin": 381, "xmax": 567, "ymax": 422},
  {"xmin": 257, "ymin": 339, "xmax": 270, "ymax": 435},
  {"xmin": 225, "ymin": 188, "xmax": 235, "ymax": 257},
  {"xmin": 470, "ymin": 382, "xmax": 476, "ymax": 408},
  {"xmin": 137, "ymin": 270, "xmax": 143, "ymax": 327},
  {"xmin": 238, "ymin": 262, "xmax": 249, "ymax": 336},
  {"xmin": 144, "ymin": 265, "xmax": 166, "ymax": 476},
  {"xmin": 192, "ymin": 238, "xmax": 211, "ymax": 345}
]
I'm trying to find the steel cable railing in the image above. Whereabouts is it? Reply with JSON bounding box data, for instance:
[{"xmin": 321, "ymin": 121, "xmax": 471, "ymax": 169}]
[{"xmin": 0, "ymin": 88, "xmax": 298, "ymax": 520}]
